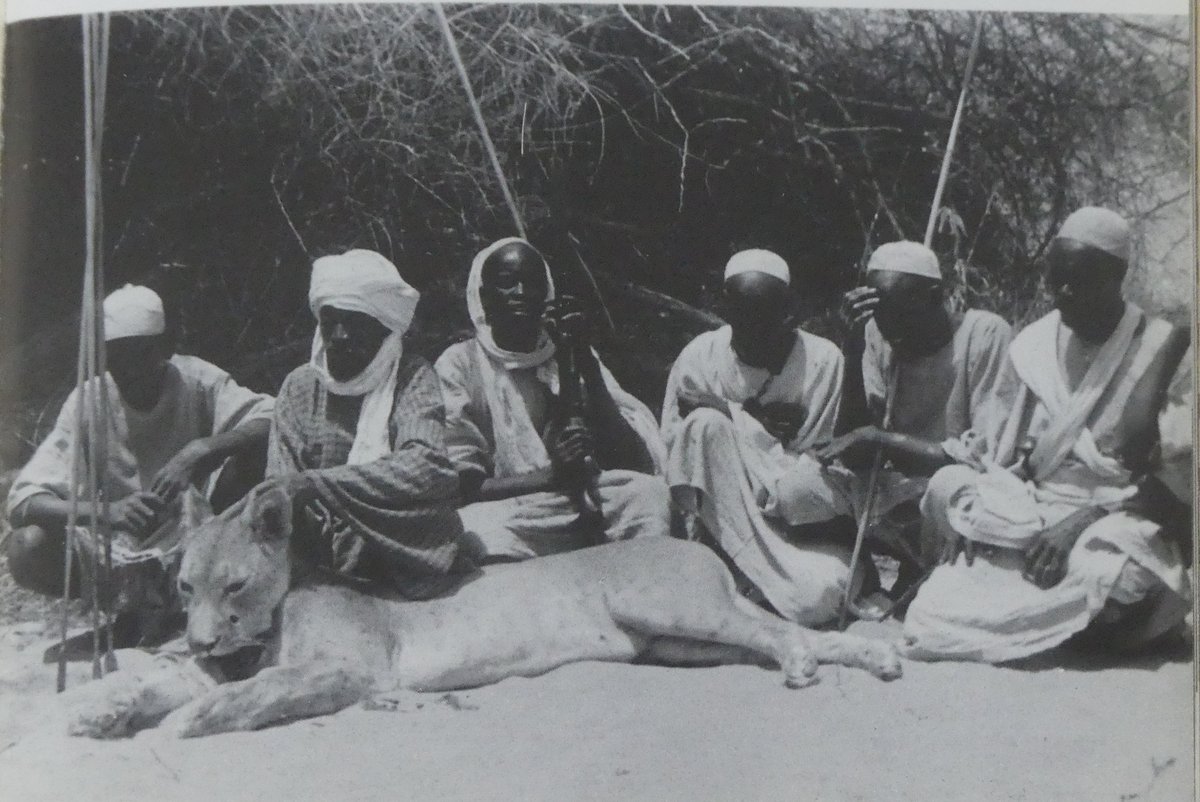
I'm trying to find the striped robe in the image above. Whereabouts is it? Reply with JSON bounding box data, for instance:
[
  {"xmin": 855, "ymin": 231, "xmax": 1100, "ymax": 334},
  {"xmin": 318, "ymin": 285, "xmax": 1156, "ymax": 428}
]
[{"xmin": 268, "ymin": 354, "xmax": 466, "ymax": 599}]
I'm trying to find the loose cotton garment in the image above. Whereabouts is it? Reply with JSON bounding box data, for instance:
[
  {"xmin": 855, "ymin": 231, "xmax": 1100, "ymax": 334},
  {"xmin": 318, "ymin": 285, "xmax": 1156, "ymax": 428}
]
[
  {"xmin": 661, "ymin": 326, "xmax": 849, "ymax": 625},
  {"xmin": 435, "ymin": 338, "xmax": 670, "ymax": 561},
  {"xmin": 8, "ymin": 355, "xmax": 274, "ymax": 517},
  {"xmin": 5, "ymin": 355, "xmax": 273, "ymax": 636},
  {"xmin": 268, "ymin": 355, "xmax": 466, "ymax": 599},
  {"xmin": 904, "ymin": 305, "xmax": 1192, "ymax": 662},
  {"xmin": 772, "ymin": 309, "xmax": 1015, "ymax": 538}
]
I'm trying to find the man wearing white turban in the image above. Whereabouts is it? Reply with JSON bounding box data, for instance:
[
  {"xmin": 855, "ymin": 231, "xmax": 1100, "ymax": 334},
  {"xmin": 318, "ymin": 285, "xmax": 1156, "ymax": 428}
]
[
  {"xmin": 904, "ymin": 207, "xmax": 1192, "ymax": 662},
  {"xmin": 661, "ymin": 250, "xmax": 852, "ymax": 626},
  {"xmin": 434, "ymin": 238, "xmax": 669, "ymax": 561},
  {"xmin": 6, "ymin": 284, "xmax": 274, "ymax": 643},
  {"xmin": 267, "ymin": 249, "xmax": 465, "ymax": 598}
]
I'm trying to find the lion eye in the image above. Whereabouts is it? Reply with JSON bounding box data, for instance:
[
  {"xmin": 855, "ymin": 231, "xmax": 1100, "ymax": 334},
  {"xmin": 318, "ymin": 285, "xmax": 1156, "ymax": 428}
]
[
  {"xmin": 225, "ymin": 580, "xmax": 247, "ymax": 596},
  {"xmin": 178, "ymin": 580, "xmax": 193, "ymax": 595}
]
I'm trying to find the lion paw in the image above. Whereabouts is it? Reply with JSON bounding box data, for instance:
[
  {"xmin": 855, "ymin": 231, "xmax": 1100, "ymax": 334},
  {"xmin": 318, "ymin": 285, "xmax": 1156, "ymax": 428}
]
[
  {"xmin": 863, "ymin": 642, "xmax": 903, "ymax": 681},
  {"xmin": 65, "ymin": 683, "xmax": 144, "ymax": 739}
]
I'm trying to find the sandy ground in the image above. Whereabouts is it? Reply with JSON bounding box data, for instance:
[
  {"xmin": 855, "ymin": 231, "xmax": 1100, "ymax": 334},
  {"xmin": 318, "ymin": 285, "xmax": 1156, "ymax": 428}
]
[{"xmin": 0, "ymin": 618, "xmax": 1192, "ymax": 802}]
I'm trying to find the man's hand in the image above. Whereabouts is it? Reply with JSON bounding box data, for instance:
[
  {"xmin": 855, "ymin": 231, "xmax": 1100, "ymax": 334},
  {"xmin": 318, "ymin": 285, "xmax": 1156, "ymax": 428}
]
[
  {"xmin": 149, "ymin": 441, "xmax": 209, "ymax": 502},
  {"xmin": 107, "ymin": 491, "xmax": 167, "ymax": 539},
  {"xmin": 544, "ymin": 295, "xmax": 591, "ymax": 347},
  {"xmin": 677, "ymin": 389, "xmax": 731, "ymax": 420},
  {"xmin": 548, "ymin": 418, "xmax": 595, "ymax": 488},
  {"xmin": 813, "ymin": 425, "xmax": 884, "ymax": 470},
  {"xmin": 1022, "ymin": 508, "xmax": 1101, "ymax": 589},
  {"xmin": 940, "ymin": 534, "xmax": 976, "ymax": 567},
  {"xmin": 840, "ymin": 286, "xmax": 880, "ymax": 331},
  {"xmin": 745, "ymin": 399, "xmax": 806, "ymax": 445}
]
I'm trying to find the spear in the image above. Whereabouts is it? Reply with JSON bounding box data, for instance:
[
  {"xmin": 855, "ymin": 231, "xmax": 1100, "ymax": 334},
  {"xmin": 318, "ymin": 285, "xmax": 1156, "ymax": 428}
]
[{"xmin": 838, "ymin": 13, "xmax": 986, "ymax": 630}]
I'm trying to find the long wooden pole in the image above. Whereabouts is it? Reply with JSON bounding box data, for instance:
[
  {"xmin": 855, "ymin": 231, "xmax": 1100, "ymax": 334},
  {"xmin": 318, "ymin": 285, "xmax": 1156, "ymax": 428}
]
[
  {"xmin": 433, "ymin": 3, "xmax": 527, "ymax": 239},
  {"xmin": 838, "ymin": 13, "xmax": 985, "ymax": 630},
  {"xmin": 923, "ymin": 15, "xmax": 986, "ymax": 247}
]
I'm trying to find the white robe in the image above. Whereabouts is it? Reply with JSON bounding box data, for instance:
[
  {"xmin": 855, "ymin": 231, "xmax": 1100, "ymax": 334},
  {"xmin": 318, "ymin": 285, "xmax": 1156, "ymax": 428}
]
[
  {"xmin": 905, "ymin": 306, "xmax": 1192, "ymax": 662},
  {"xmin": 662, "ymin": 326, "xmax": 848, "ymax": 625}
]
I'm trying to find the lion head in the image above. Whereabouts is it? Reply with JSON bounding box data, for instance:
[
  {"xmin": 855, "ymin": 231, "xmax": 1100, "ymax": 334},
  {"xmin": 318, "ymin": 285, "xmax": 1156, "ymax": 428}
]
[{"xmin": 177, "ymin": 485, "xmax": 292, "ymax": 680}]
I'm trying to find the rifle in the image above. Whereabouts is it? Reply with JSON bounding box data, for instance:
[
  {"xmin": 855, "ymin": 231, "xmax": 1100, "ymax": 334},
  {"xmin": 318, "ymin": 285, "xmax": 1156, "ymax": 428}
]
[{"xmin": 548, "ymin": 299, "xmax": 607, "ymax": 542}]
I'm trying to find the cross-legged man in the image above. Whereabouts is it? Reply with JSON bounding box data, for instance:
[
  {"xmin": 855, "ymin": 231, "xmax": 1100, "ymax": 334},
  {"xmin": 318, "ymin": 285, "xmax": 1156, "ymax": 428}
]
[
  {"xmin": 435, "ymin": 237, "xmax": 669, "ymax": 563},
  {"xmin": 904, "ymin": 207, "xmax": 1192, "ymax": 662}
]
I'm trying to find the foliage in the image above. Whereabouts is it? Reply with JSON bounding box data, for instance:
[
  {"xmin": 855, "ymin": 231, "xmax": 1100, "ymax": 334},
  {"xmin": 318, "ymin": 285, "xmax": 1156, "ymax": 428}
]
[{"xmin": 0, "ymin": 5, "xmax": 1190, "ymax": 467}]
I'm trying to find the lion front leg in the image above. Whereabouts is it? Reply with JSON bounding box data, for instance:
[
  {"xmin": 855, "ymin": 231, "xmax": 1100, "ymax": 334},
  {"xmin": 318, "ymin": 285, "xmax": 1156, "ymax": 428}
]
[
  {"xmin": 66, "ymin": 658, "xmax": 215, "ymax": 739},
  {"xmin": 158, "ymin": 661, "xmax": 376, "ymax": 738}
]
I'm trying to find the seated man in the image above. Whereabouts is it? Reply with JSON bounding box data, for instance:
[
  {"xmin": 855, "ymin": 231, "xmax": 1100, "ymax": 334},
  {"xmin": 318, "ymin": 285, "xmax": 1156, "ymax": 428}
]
[
  {"xmin": 434, "ymin": 237, "xmax": 669, "ymax": 562},
  {"xmin": 904, "ymin": 207, "xmax": 1192, "ymax": 663},
  {"xmin": 6, "ymin": 284, "xmax": 273, "ymax": 640},
  {"xmin": 268, "ymin": 249, "xmax": 466, "ymax": 599},
  {"xmin": 661, "ymin": 249, "xmax": 848, "ymax": 626},
  {"xmin": 790, "ymin": 241, "xmax": 1016, "ymax": 603}
]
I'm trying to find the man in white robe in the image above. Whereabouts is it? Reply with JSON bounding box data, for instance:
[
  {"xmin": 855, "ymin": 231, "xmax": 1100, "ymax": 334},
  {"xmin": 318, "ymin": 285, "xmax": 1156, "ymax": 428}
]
[
  {"xmin": 6, "ymin": 284, "xmax": 273, "ymax": 643},
  {"xmin": 781, "ymin": 242, "xmax": 1017, "ymax": 608},
  {"xmin": 904, "ymin": 207, "xmax": 1192, "ymax": 662},
  {"xmin": 435, "ymin": 238, "xmax": 669, "ymax": 562},
  {"xmin": 662, "ymin": 250, "xmax": 847, "ymax": 625}
]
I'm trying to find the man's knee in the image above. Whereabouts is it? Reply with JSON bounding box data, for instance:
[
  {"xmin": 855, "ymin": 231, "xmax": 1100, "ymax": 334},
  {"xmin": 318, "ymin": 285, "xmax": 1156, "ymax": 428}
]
[
  {"xmin": 5, "ymin": 524, "xmax": 68, "ymax": 595},
  {"xmin": 606, "ymin": 472, "xmax": 671, "ymax": 538},
  {"xmin": 679, "ymin": 407, "xmax": 736, "ymax": 441}
]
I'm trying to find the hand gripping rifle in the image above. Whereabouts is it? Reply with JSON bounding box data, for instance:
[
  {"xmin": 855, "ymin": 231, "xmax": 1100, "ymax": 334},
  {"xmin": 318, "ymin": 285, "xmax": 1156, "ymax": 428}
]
[{"xmin": 548, "ymin": 298, "xmax": 607, "ymax": 543}]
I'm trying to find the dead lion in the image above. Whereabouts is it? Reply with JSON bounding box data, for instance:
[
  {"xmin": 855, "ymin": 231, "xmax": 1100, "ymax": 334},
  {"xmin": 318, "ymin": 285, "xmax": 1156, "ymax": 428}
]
[{"xmin": 65, "ymin": 486, "xmax": 901, "ymax": 738}]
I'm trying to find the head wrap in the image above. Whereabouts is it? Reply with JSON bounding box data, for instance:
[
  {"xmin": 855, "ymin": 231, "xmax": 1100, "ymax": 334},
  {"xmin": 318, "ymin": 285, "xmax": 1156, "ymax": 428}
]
[
  {"xmin": 723, "ymin": 249, "xmax": 791, "ymax": 285},
  {"xmin": 467, "ymin": 237, "xmax": 557, "ymax": 370},
  {"xmin": 867, "ymin": 241, "xmax": 941, "ymax": 280},
  {"xmin": 103, "ymin": 284, "xmax": 166, "ymax": 341},
  {"xmin": 307, "ymin": 249, "xmax": 420, "ymax": 465},
  {"xmin": 309, "ymin": 248, "xmax": 420, "ymax": 334},
  {"xmin": 1055, "ymin": 206, "xmax": 1130, "ymax": 262}
]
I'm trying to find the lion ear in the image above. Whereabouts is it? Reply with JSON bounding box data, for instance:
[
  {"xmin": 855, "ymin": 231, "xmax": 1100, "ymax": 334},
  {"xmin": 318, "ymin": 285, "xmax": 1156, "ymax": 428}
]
[{"xmin": 248, "ymin": 484, "xmax": 293, "ymax": 544}]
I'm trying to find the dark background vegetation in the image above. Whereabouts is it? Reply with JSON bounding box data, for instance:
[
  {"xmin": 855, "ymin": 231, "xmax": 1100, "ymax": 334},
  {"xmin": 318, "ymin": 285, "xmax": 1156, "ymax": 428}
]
[{"xmin": 0, "ymin": 4, "xmax": 1190, "ymax": 474}]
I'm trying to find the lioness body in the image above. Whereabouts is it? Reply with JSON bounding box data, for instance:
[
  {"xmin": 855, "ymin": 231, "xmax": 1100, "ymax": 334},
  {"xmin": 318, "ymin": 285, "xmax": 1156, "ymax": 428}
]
[{"xmin": 67, "ymin": 491, "xmax": 900, "ymax": 738}]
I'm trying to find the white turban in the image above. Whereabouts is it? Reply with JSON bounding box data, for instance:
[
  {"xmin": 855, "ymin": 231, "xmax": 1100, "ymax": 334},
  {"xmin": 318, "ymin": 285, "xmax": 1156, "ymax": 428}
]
[
  {"xmin": 724, "ymin": 249, "xmax": 791, "ymax": 285},
  {"xmin": 308, "ymin": 248, "xmax": 420, "ymax": 334},
  {"xmin": 307, "ymin": 249, "xmax": 420, "ymax": 465},
  {"xmin": 867, "ymin": 241, "xmax": 941, "ymax": 280},
  {"xmin": 103, "ymin": 284, "xmax": 166, "ymax": 341},
  {"xmin": 1055, "ymin": 206, "xmax": 1130, "ymax": 262}
]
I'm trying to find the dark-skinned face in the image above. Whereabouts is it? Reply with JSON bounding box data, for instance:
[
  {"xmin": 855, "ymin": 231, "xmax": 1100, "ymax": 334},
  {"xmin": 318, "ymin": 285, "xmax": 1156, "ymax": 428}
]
[
  {"xmin": 479, "ymin": 241, "xmax": 550, "ymax": 352},
  {"xmin": 106, "ymin": 335, "xmax": 172, "ymax": 409},
  {"xmin": 866, "ymin": 270, "xmax": 946, "ymax": 358},
  {"xmin": 318, "ymin": 306, "xmax": 392, "ymax": 382},
  {"xmin": 723, "ymin": 272, "xmax": 795, "ymax": 367},
  {"xmin": 1046, "ymin": 238, "xmax": 1127, "ymax": 343}
]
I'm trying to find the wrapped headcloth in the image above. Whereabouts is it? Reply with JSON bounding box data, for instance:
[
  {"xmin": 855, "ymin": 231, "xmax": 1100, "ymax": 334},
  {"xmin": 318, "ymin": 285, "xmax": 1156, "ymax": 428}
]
[
  {"xmin": 309, "ymin": 249, "xmax": 420, "ymax": 334},
  {"xmin": 307, "ymin": 249, "xmax": 420, "ymax": 465},
  {"xmin": 103, "ymin": 284, "xmax": 166, "ymax": 341}
]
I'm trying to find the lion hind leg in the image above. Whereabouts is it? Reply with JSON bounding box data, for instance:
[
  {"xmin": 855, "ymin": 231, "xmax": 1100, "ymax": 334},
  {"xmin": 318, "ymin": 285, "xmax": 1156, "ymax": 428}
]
[
  {"xmin": 807, "ymin": 631, "xmax": 902, "ymax": 681},
  {"xmin": 638, "ymin": 636, "xmax": 770, "ymax": 668},
  {"xmin": 609, "ymin": 558, "xmax": 819, "ymax": 688},
  {"xmin": 159, "ymin": 661, "xmax": 376, "ymax": 738}
]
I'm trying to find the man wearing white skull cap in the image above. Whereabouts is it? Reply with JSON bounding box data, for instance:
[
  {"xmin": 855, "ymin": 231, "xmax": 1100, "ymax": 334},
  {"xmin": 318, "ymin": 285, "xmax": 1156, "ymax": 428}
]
[
  {"xmin": 905, "ymin": 207, "xmax": 1192, "ymax": 662},
  {"xmin": 661, "ymin": 250, "xmax": 852, "ymax": 626},
  {"xmin": 762, "ymin": 240, "xmax": 1017, "ymax": 616},
  {"xmin": 267, "ymin": 249, "xmax": 466, "ymax": 599},
  {"xmin": 7, "ymin": 284, "xmax": 274, "ymax": 643}
]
